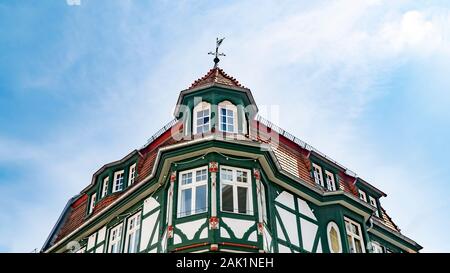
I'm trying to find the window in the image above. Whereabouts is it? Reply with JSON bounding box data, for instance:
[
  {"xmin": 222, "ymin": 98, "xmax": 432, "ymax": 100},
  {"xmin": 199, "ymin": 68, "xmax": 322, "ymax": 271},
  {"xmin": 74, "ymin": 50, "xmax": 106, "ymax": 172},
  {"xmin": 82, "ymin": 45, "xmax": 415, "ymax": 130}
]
[
  {"xmin": 124, "ymin": 212, "xmax": 141, "ymax": 253},
  {"xmin": 312, "ymin": 163, "xmax": 324, "ymax": 187},
  {"xmin": 128, "ymin": 163, "xmax": 137, "ymax": 186},
  {"xmin": 327, "ymin": 222, "xmax": 342, "ymax": 253},
  {"xmin": 325, "ymin": 170, "xmax": 337, "ymax": 191},
  {"xmin": 260, "ymin": 182, "xmax": 268, "ymax": 223},
  {"xmin": 113, "ymin": 170, "xmax": 124, "ymax": 193},
  {"xmin": 220, "ymin": 166, "xmax": 253, "ymax": 215},
  {"xmin": 101, "ymin": 177, "xmax": 109, "ymax": 198},
  {"xmin": 89, "ymin": 193, "xmax": 96, "ymax": 214},
  {"xmin": 177, "ymin": 167, "xmax": 208, "ymax": 217},
  {"xmin": 371, "ymin": 241, "xmax": 384, "ymax": 253},
  {"xmin": 344, "ymin": 217, "xmax": 365, "ymax": 253},
  {"xmin": 193, "ymin": 102, "xmax": 211, "ymax": 134},
  {"xmin": 218, "ymin": 101, "xmax": 237, "ymax": 133},
  {"xmin": 368, "ymin": 196, "xmax": 379, "ymax": 217},
  {"xmin": 358, "ymin": 190, "xmax": 367, "ymax": 202},
  {"xmin": 108, "ymin": 223, "xmax": 123, "ymax": 253}
]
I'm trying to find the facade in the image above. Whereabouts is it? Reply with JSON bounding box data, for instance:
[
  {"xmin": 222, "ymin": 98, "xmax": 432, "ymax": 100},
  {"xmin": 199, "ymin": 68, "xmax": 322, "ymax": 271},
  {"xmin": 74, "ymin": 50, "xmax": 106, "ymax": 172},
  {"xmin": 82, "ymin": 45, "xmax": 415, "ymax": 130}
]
[{"xmin": 42, "ymin": 66, "xmax": 422, "ymax": 253}]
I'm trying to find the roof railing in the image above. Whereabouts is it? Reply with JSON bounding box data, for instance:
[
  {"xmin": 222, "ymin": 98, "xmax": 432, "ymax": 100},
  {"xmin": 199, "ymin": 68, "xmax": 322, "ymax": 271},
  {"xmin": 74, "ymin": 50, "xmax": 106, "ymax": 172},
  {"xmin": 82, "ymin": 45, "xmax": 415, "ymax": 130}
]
[
  {"xmin": 256, "ymin": 115, "xmax": 357, "ymax": 177},
  {"xmin": 140, "ymin": 118, "xmax": 179, "ymax": 149}
]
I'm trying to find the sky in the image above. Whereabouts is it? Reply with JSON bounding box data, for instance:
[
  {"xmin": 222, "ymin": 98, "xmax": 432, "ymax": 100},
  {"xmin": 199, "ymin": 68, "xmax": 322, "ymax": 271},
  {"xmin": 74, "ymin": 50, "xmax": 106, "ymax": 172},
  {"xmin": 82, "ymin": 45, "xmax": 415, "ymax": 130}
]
[{"xmin": 0, "ymin": 0, "xmax": 449, "ymax": 252}]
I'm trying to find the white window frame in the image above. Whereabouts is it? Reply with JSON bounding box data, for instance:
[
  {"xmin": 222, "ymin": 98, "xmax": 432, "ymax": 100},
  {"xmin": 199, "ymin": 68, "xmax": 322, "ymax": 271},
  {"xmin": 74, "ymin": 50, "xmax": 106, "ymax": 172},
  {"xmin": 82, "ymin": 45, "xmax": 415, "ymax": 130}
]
[
  {"xmin": 112, "ymin": 170, "xmax": 125, "ymax": 193},
  {"xmin": 220, "ymin": 166, "xmax": 253, "ymax": 215},
  {"xmin": 124, "ymin": 211, "xmax": 141, "ymax": 253},
  {"xmin": 218, "ymin": 101, "xmax": 237, "ymax": 133},
  {"xmin": 101, "ymin": 177, "xmax": 109, "ymax": 198},
  {"xmin": 327, "ymin": 221, "xmax": 342, "ymax": 253},
  {"xmin": 128, "ymin": 163, "xmax": 137, "ymax": 186},
  {"xmin": 108, "ymin": 223, "xmax": 123, "ymax": 253},
  {"xmin": 312, "ymin": 163, "xmax": 324, "ymax": 187},
  {"xmin": 368, "ymin": 196, "xmax": 379, "ymax": 217},
  {"xmin": 344, "ymin": 217, "xmax": 365, "ymax": 253},
  {"xmin": 325, "ymin": 170, "xmax": 337, "ymax": 191},
  {"xmin": 358, "ymin": 190, "xmax": 367, "ymax": 202},
  {"xmin": 89, "ymin": 193, "xmax": 96, "ymax": 214},
  {"xmin": 177, "ymin": 166, "xmax": 209, "ymax": 218},
  {"xmin": 193, "ymin": 102, "xmax": 211, "ymax": 134}
]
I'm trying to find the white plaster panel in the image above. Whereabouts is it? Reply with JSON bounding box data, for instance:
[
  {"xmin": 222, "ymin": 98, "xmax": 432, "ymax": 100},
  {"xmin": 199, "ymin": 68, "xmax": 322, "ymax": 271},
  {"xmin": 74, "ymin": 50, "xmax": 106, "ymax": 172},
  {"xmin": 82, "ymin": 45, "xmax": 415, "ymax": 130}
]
[
  {"xmin": 275, "ymin": 191, "xmax": 295, "ymax": 210},
  {"xmin": 139, "ymin": 210, "xmax": 159, "ymax": 252},
  {"xmin": 222, "ymin": 217, "xmax": 254, "ymax": 239},
  {"xmin": 300, "ymin": 218, "xmax": 318, "ymax": 252},
  {"xmin": 297, "ymin": 198, "xmax": 317, "ymax": 221},
  {"xmin": 276, "ymin": 206, "xmax": 299, "ymax": 247},
  {"xmin": 143, "ymin": 197, "xmax": 160, "ymax": 215},
  {"xmin": 96, "ymin": 226, "xmax": 106, "ymax": 243},
  {"xmin": 87, "ymin": 233, "xmax": 96, "ymax": 250},
  {"xmin": 176, "ymin": 218, "xmax": 206, "ymax": 240}
]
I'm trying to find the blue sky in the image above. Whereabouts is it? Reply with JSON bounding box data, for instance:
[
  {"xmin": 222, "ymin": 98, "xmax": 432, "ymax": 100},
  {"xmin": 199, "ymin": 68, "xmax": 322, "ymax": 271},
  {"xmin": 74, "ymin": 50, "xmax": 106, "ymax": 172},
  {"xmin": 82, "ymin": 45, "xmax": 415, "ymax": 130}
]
[{"xmin": 0, "ymin": 0, "xmax": 449, "ymax": 252}]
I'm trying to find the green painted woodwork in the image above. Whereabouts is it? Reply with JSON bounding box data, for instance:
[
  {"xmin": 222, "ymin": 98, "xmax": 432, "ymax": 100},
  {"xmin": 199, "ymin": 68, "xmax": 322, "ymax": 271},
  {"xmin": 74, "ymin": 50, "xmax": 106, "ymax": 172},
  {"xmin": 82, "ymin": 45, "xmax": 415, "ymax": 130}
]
[{"xmin": 51, "ymin": 138, "xmax": 419, "ymax": 253}]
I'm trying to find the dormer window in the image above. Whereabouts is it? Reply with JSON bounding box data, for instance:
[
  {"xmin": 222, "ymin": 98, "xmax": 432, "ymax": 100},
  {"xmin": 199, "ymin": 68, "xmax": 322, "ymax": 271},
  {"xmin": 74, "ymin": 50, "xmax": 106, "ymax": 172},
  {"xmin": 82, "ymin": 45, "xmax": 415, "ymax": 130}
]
[
  {"xmin": 89, "ymin": 193, "xmax": 96, "ymax": 214},
  {"xmin": 369, "ymin": 196, "xmax": 379, "ymax": 217},
  {"xmin": 193, "ymin": 102, "xmax": 211, "ymax": 134},
  {"xmin": 128, "ymin": 163, "xmax": 136, "ymax": 186},
  {"xmin": 325, "ymin": 170, "xmax": 337, "ymax": 191},
  {"xmin": 101, "ymin": 177, "xmax": 109, "ymax": 198},
  {"xmin": 218, "ymin": 101, "xmax": 237, "ymax": 133},
  {"xmin": 358, "ymin": 190, "xmax": 367, "ymax": 202},
  {"xmin": 312, "ymin": 163, "xmax": 324, "ymax": 187},
  {"xmin": 113, "ymin": 170, "xmax": 124, "ymax": 193}
]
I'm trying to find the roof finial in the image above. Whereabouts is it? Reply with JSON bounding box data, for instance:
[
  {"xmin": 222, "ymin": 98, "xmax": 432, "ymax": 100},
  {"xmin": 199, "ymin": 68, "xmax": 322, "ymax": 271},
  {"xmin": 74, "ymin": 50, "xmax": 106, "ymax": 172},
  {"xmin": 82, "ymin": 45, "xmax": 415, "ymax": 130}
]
[{"xmin": 208, "ymin": 37, "xmax": 226, "ymax": 68}]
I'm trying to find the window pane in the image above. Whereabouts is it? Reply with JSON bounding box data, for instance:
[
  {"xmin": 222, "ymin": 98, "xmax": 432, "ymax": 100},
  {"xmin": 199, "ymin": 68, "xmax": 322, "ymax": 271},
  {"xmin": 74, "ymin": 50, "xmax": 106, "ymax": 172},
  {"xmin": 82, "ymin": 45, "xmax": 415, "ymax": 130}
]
[
  {"xmin": 195, "ymin": 185, "xmax": 207, "ymax": 213},
  {"xmin": 181, "ymin": 173, "xmax": 192, "ymax": 185},
  {"xmin": 236, "ymin": 170, "xmax": 248, "ymax": 183},
  {"xmin": 180, "ymin": 188, "xmax": 192, "ymax": 216},
  {"xmin": 221, "ymin": 169, "xmax": 233, "ymax": 181},
  {"xmin": 222, "ymin": 184, "xmax": 234, "ymax": 212},
  {"xmin": 196, "ymin": 169, "xmax": 207, "ymax": 182},
  {"xmin": 330, "ymin": 227, "xmax": 340, "ymax": 253},
  {"xmin": 347, "ymin": 235, "xmax": 354, "ymax": 253},
  {"xmin": 355, "ymin": 239, "xmax": 363, "ymax": 253},
  {"xmin": 237, "ymin": 187, "xmax": 248, "ymax": 214}
]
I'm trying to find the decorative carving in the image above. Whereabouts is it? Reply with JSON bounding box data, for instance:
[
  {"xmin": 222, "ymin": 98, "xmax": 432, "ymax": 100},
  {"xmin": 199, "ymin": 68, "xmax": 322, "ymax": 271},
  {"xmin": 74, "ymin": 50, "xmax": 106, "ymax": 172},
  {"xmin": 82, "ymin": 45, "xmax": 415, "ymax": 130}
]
[
  {"xmin": 209, "ymin": 216, "xmax": 219, "ymax": 229},
  {"xmin": 253, "ymin": 168, "xmax": 261, "ymax": 180},
  {"xmin": 209, "ymin": 162, "xmax": 218, "ymax": 173},
  {"xmin": 167, "ymin": 225, "xmax": 174, "ymax": 238}
]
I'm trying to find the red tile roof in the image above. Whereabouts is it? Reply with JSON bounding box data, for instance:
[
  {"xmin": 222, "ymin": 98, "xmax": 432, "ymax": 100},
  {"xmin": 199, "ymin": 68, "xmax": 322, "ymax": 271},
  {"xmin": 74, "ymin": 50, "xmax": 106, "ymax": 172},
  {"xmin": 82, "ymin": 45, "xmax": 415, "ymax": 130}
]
[
  {"xmin": 52, "ymin": 116, "xmax": 401, "ymax": 246},
  {"xmin": 189, "ymin": 67, "xmax": 246, "ymax": 90}
]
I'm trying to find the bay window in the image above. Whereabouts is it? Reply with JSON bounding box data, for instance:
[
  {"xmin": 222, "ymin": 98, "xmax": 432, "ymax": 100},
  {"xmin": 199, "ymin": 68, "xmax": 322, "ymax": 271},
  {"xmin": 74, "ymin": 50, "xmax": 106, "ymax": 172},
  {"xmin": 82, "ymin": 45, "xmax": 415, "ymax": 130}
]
[
  {"xmin": 177, "ymin": 166, "xmax": 208, "ymax": 217},
  {"xmin": 344, "ymin": 217, "xmax": 365, "ymax": 253},
  {"xmin": 220, "ymin": 166, "xmax": 253, "ymax": 215}
]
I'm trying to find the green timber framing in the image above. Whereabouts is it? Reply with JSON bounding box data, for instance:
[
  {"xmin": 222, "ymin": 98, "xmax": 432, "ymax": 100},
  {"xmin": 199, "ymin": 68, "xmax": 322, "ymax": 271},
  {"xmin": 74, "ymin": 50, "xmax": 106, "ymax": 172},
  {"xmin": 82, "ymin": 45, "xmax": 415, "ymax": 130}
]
[{"xmin": 44, "ymin": 134, "xmax": 421, "ymax": 253}]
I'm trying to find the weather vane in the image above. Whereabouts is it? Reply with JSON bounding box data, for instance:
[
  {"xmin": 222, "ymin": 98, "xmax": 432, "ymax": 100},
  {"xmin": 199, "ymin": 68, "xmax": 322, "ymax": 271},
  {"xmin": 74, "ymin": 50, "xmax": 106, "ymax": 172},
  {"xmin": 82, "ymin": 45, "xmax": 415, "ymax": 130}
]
[{"xmin": 208, "ymin": 37, "xmax": 226, "ymax": 68}]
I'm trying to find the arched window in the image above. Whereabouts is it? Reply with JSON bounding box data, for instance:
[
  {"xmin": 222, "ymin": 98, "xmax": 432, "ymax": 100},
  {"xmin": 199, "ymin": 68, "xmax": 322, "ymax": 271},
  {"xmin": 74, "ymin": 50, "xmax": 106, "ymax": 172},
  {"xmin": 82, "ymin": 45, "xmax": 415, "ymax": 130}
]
[
  {"xmin": 193, "ymin": 102, "xmax": 211, "ymax": 134},
  {"xmin": 218, "ymin": 101, "xmax": 237, "ymax": 133},
  {"xmin": 327, "ymin": 221, "xmax": 342, "ymax": 253}
]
